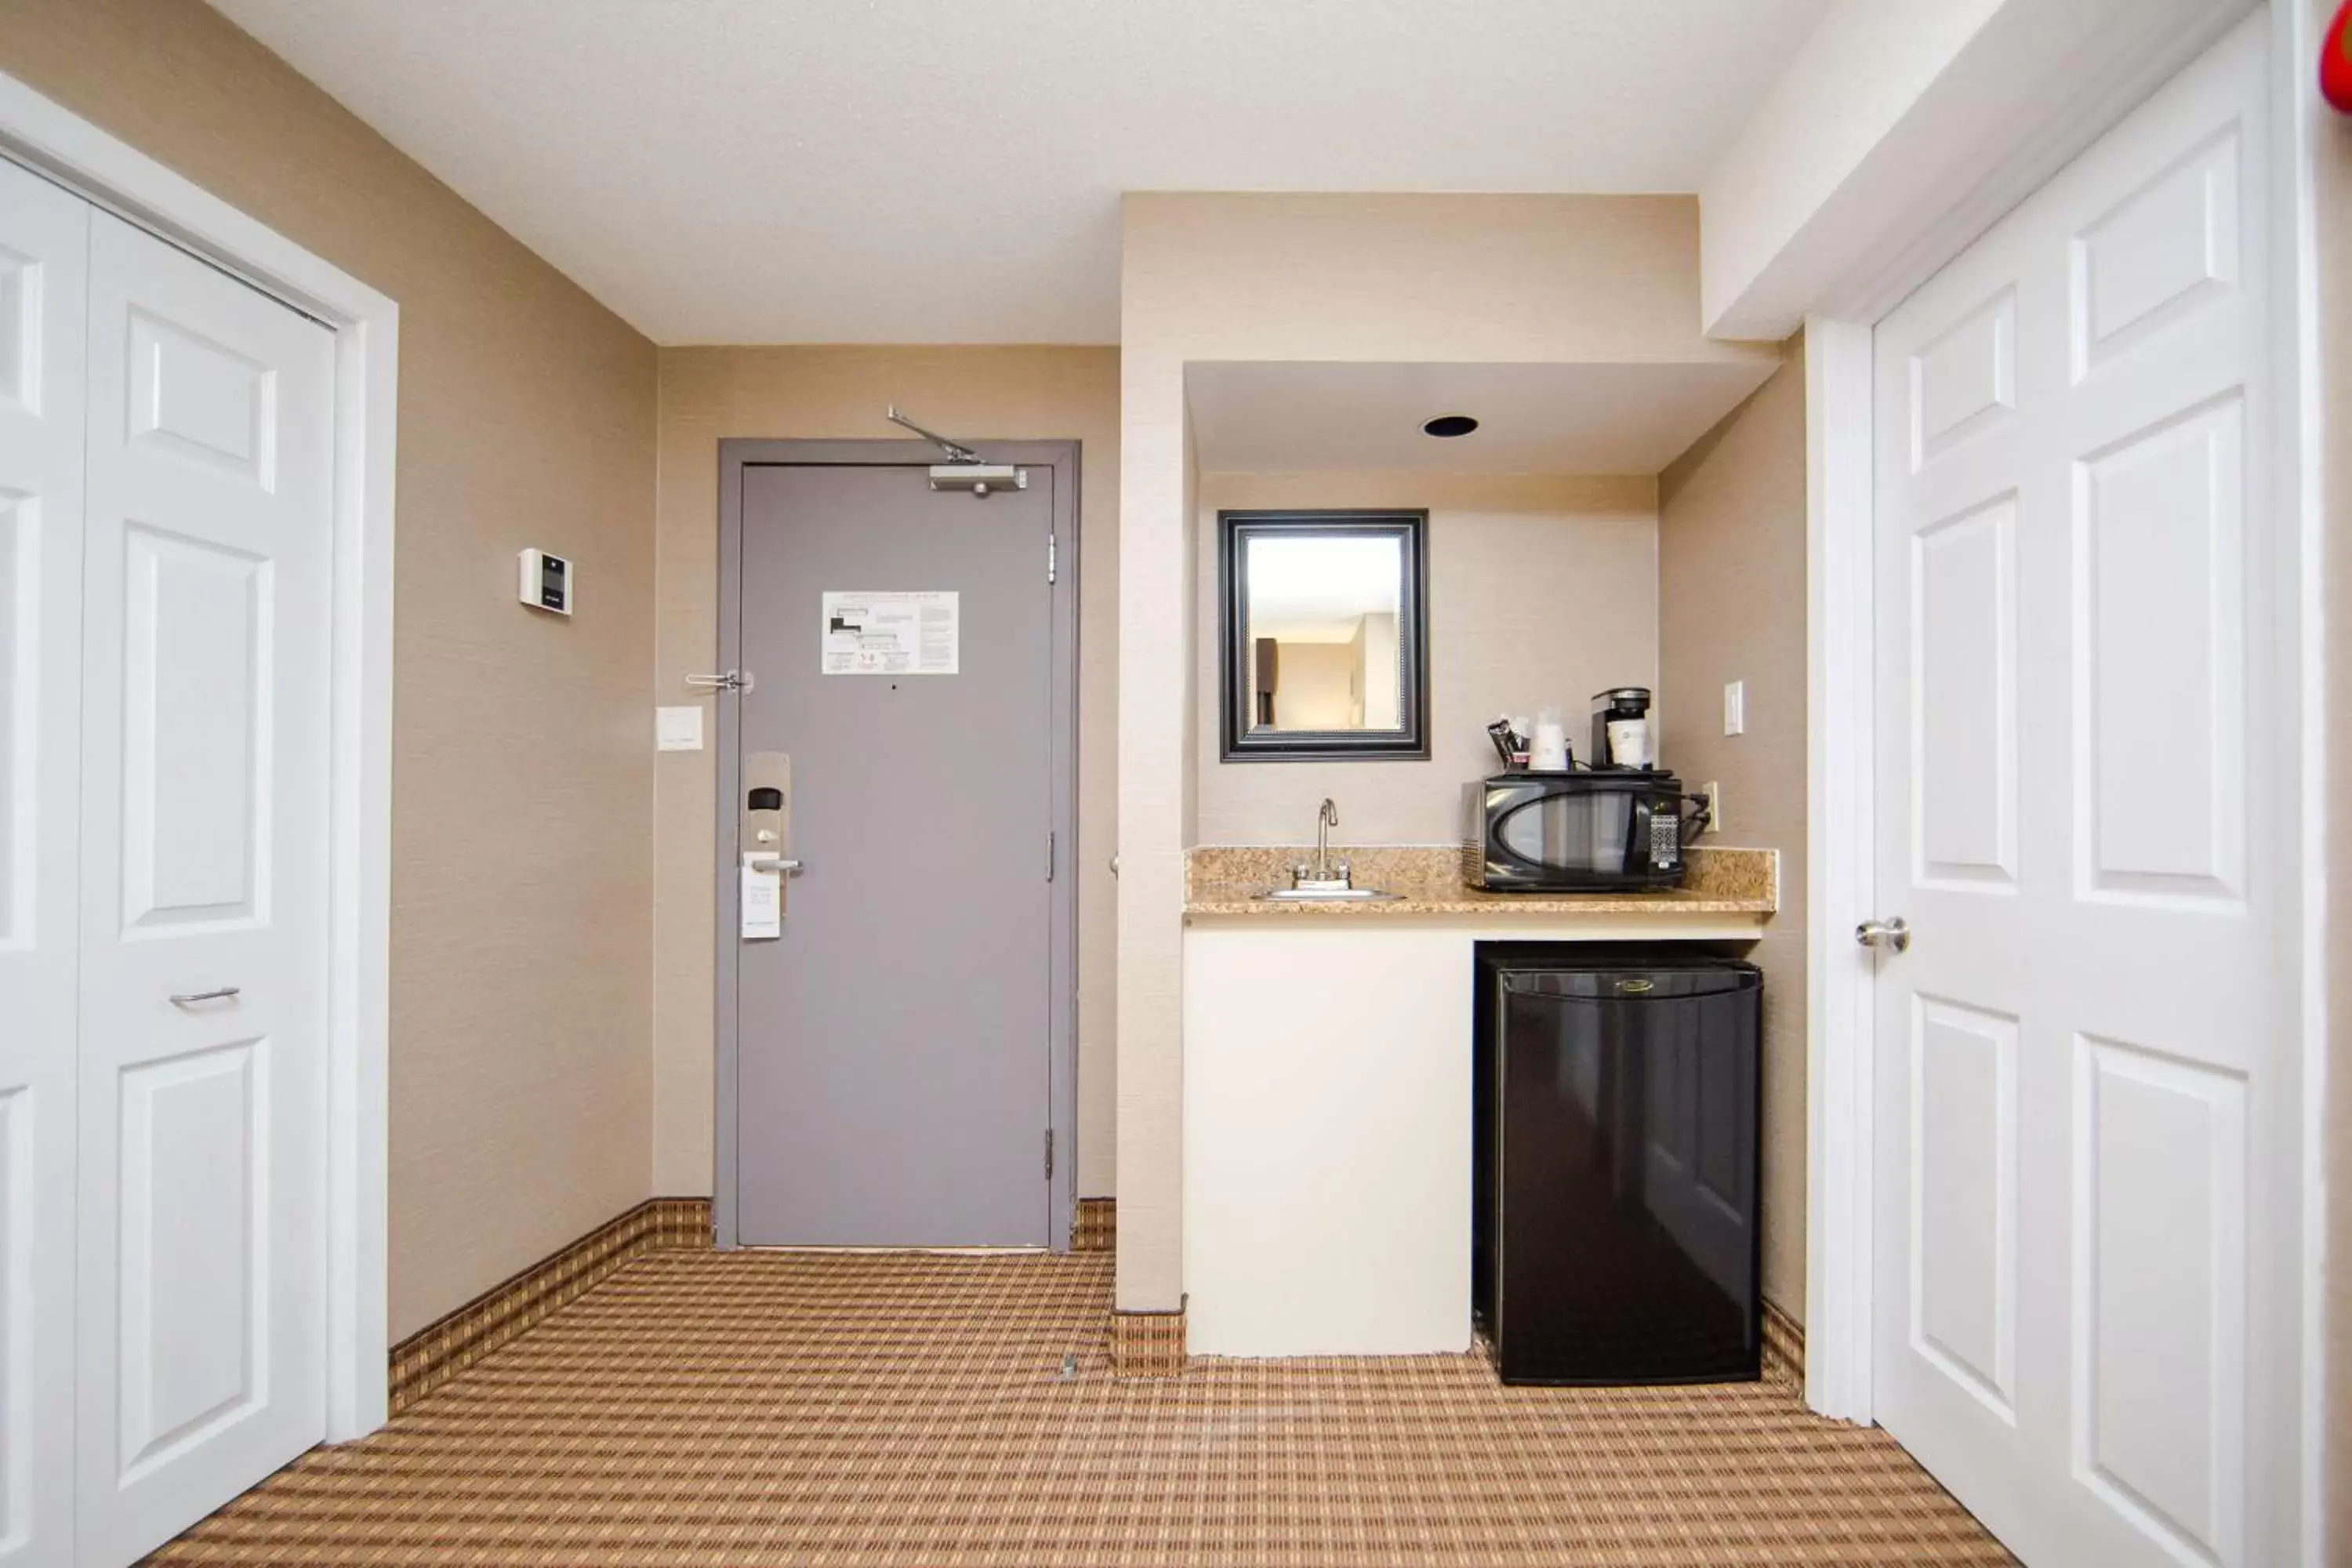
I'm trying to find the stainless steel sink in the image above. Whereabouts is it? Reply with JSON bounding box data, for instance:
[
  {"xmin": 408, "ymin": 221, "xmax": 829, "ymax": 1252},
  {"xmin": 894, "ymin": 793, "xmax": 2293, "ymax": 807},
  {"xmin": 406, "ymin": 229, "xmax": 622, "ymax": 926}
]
[
  {"xmin": 1254, "ymin": 885, "xmax": 1403, "ymax": 902},
  {"xmin": 1255, "ymin": 800, "xmax": 1403, "ymax": 900}
]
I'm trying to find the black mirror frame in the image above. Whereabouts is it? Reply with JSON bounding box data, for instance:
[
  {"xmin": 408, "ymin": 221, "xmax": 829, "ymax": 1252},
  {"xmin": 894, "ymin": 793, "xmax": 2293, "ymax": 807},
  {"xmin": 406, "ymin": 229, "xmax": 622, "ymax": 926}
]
[{"xmin": 1218, "ymin": 508, "xmax": 1431, "ymax": 763}]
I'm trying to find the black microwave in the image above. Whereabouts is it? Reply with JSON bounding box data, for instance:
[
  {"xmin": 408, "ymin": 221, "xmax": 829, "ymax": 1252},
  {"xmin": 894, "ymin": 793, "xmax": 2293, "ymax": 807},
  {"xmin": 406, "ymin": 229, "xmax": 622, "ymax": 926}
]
[{"xmin": 1472, "ymin": 771, "xmax": 1710, "ymax": 891}]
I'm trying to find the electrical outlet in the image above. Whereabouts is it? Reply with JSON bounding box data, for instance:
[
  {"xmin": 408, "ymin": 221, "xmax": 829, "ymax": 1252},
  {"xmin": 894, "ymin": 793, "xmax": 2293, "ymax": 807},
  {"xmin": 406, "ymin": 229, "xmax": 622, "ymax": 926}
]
[
  {"xmin": 1722, "ymin": 680, "xmax": 1745, "ymax": 736},
  {"xmin": 1699, "ymin": 781, "xmax": 1722, "ymax": 835}
]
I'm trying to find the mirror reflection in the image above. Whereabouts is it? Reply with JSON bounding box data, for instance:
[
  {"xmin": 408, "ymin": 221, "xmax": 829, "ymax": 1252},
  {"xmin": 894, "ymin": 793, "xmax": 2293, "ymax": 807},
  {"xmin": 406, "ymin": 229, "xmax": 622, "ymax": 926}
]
[
  {"xmin": 1244, "ymin": 533, "xmax": 1404, "ymax": 732},
  {"xmin": 1218, "ymin": 510, "xmax": 1428, "ymax": 761}
]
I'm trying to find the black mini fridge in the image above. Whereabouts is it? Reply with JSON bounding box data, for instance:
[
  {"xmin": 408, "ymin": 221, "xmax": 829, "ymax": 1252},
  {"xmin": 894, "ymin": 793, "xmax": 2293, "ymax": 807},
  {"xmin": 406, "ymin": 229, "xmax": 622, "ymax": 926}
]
[{"xmin": 1472, "ymin": 944, "xmax": 1761, "ymax": 1385}]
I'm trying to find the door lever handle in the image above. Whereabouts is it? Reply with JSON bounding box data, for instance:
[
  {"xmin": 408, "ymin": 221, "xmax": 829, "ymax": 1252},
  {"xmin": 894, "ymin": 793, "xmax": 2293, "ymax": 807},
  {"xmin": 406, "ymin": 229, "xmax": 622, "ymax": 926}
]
[
  {"xmin": 745, "ymin": 853, "xmax": 804, "ymax": 874},
  {"xmin": 170, "ymin": 986, "xmax": 242, "ymax": 1006},
  {"xmin": 1855, "ymin": 917, "xmax": 1910, "ymax": 953}
]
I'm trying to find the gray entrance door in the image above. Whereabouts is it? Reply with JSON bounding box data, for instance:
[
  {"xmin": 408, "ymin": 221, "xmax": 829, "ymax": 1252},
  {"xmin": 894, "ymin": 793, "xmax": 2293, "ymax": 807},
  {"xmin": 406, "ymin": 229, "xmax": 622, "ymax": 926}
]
[{"xmin": 723, "ymin": 452, "xmax": 1070, "ymax": 1247}]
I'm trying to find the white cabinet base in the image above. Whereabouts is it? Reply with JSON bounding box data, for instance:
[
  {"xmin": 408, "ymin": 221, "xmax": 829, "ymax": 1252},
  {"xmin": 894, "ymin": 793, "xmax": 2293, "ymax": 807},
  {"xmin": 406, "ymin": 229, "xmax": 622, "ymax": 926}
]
[{"xmin": 1182, "ymin": 925, "xmax": 1474, "ymax": 1357}]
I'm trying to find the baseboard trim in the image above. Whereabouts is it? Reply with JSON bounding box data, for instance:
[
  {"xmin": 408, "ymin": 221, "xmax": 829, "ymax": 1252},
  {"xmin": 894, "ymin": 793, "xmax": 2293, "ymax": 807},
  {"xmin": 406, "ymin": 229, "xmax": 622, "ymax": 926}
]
[
  {"xmin": 1109, "ymin": 1305, "xmax": 1187, "ymax": 1377},
  {"xmin": 388, "ymin": 1196, "xmax": 713, "ymax": 1414},
  {"xmin": 1083, "ymin": 1200, "xmax": 1782, "ymax": 1386},
  {"xmin": 392, "ymin": 1194, "xmax": 1784, "ymax": 1398},
  {"xmin": 1762, "ymin": 1300, "xmax": 1806, "ymax": 1385},
  {"xmin": 1073, "ymin": 1196, "xmax": 1116, "ymax": 1251}
]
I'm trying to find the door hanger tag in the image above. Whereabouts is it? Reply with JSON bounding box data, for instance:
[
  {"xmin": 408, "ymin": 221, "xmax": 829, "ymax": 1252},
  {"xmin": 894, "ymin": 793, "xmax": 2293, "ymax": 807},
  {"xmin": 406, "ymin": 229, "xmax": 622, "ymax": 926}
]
[{"xmin": 741, "ymin": 852, "xmax": 782, "ymax": 939}]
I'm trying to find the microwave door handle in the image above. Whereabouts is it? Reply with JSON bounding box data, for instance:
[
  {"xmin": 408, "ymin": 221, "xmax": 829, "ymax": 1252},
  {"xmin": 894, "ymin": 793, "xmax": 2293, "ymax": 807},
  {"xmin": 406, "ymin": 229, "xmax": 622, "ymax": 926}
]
[{"xmin": 1630, "ymin": 793, "xmax": 1654, "ymax": 872}]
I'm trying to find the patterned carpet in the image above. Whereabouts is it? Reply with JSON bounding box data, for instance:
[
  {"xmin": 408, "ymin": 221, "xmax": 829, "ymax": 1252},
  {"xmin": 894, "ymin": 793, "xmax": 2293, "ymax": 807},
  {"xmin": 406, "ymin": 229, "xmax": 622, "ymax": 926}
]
[{"xmin": 152, "ymin": 1250, "xmax": 2012, "ymax": 1566}]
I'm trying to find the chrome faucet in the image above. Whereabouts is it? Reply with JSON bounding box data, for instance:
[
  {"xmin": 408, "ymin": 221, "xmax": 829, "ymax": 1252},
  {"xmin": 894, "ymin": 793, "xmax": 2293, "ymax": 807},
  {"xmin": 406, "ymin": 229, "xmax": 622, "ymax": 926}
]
[{"xmin": 1290, "ymin": 798, "xmax": 1352, "ymax": 891}]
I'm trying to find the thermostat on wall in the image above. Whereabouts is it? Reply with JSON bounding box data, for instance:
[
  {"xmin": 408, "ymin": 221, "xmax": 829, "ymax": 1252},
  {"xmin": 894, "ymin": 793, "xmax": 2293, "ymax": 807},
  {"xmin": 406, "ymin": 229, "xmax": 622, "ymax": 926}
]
[{"xmin": 519, "ymin": 548, "xmax": 572, "ymax": 615}]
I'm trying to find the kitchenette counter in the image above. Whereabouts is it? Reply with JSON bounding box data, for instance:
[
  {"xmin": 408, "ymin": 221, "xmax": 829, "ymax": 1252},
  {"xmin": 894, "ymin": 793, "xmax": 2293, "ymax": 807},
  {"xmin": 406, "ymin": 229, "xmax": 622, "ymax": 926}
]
[
  {"xmin": 1179, "ymin": 841, "xmax": 1775, "ymax": 1358},
  {"xmin": 1181, "ymin": 844, "xmax": 1776, "ymax": 920}
]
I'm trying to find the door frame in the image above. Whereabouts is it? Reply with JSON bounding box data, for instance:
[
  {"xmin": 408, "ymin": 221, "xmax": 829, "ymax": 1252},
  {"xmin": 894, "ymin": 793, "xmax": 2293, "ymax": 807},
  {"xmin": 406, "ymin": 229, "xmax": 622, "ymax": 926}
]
[
  {"xmin": 1799, "ymin": 2, "xmax": 2326, "ymax": 1554},
  {"xmin": 711, "ymin": 438, "xmax": 1082, "ymax": 1252},
  {"xmin": 0, "ymin": 74, "xmax": 400, "ymax": 1440}
]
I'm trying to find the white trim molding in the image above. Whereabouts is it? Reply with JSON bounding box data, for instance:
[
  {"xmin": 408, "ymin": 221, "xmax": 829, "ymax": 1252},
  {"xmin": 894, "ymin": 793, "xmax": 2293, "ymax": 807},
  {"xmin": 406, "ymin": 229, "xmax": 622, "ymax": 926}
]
[
  {"xmin": 2266, "ymin": 1, "xmax": 2329, "ymax": 1556},
  {"xmin": 0, "ymin": 70, "xmax": 399, "ymax": 1442},
  {"xmin": 1802, "ymin": 314, "xmax": 1875, "ymax": 1425}
]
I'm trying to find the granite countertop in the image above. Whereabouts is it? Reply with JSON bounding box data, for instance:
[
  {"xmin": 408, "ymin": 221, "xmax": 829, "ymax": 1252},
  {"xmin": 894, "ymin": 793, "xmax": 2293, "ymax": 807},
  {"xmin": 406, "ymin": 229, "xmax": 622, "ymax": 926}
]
[{"xmin": 1182, "ymin": 844, "xmax": 1777, "ymax": 919}]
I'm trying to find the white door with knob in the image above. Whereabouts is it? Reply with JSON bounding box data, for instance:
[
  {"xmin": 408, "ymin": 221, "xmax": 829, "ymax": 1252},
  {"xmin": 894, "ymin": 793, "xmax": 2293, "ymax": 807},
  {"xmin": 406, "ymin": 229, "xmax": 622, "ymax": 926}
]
[
  {"xmin": 1869, "ymin": 16, "xmax": 2296, "ymax": 1568},
  {"xmin": 0, "ymin": 157, "xmax": 336, "ymax": 1567}
]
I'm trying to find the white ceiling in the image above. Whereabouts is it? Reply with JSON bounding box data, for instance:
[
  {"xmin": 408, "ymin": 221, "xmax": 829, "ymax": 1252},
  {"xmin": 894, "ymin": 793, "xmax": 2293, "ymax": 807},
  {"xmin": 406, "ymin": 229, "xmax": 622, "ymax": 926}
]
[
  {"xmin": 205, "ymin": 0, "xmax": 1834, "ymax": 345},
  {"xmin": 1188, "ymin": 359, "xmax": 1780, "ymax": 475}
]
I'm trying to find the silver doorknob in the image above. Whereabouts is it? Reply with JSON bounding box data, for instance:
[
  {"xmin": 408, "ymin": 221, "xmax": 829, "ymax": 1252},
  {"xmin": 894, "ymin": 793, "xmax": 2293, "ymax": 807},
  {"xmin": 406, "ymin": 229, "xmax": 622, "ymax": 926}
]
[{"xmin": 1856, "ymin": 916, "xmax": 1910, "ymax": 953}]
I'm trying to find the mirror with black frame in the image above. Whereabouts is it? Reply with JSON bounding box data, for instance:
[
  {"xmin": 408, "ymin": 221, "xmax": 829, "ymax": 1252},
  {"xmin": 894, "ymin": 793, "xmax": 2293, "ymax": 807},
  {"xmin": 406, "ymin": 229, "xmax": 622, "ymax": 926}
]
[{"xmin": 1218, "ymin": 509, "xmax": 1429, "ymax": 761}]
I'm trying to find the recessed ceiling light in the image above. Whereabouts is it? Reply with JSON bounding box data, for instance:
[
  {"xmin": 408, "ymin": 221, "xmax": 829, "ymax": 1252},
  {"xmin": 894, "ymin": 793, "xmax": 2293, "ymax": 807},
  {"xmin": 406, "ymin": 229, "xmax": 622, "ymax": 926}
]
[{"xmin": 1421, "ymin": 414, "xmax": 1479, "ymax": 438}]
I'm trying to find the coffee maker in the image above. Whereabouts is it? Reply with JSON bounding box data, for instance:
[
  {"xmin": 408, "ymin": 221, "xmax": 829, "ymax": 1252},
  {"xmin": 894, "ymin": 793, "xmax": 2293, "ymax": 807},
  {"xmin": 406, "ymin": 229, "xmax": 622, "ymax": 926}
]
[{"xmin": 1589, "ymin": 687, "xmax": 1654, "ymax": 770}]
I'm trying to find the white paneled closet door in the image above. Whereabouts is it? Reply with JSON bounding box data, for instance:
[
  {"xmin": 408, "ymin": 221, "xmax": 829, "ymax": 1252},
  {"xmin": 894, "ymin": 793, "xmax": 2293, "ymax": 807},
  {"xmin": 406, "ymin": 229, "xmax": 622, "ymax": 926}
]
[
  {"xmin": 1870, "ymin": 16, "xmax": 2289, "ymax": 1568},
  {"xmin": 71, "ymin": 212, "xmax": 336, "ymax": 1563},
  {"xmin": 0, "ymin": 157, "xmax": 91, "ymax": 1568}
]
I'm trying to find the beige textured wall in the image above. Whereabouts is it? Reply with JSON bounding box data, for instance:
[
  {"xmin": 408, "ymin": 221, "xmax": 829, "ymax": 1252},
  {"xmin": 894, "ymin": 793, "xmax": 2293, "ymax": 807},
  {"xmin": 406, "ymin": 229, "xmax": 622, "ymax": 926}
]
[
  {"xmin": 1119, "ymin": 194, "xmax": 1779, "ymax": 1309},
  {"xmin": 0, "ymin": 0, "xmax": 661, "ymax": 1338},
  {"xmin": 2313, "ymin": 0, "xmax": 2350, "ymax": 1544},
  {"xmin": 652, "ymin": 347, "xmax": 1121, "ymax": 1197},
  {"xmin": 1657, "ymin": 336, "xmax": 1808, "ymax": 1325},
  {"xmin": 1194, "ymin": 473, "xmax": 1660, "ymax": 845}
]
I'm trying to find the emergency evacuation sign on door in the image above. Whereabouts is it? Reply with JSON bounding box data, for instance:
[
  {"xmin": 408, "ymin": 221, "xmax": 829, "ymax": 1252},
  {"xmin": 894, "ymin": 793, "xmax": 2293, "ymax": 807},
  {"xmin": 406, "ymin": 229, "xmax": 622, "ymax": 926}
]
[{"xmin": 821, "ymin": 590, "xmax": 960, "ymax": 675}]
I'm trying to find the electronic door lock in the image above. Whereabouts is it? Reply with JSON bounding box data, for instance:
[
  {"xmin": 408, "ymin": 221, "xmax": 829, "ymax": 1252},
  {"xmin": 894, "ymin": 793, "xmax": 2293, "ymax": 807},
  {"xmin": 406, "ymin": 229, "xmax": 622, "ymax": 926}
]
[{"xmin": 741, "ymin": 754, "xmax": 795, "ymax": 895}]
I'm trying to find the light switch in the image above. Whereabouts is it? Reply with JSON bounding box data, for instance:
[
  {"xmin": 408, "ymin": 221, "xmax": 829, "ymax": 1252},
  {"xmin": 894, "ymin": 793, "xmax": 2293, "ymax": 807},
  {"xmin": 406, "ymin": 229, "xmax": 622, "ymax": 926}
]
[
  {"xmin": 1722, "ymin": 680, "xmax": 1746, "ymax": 737},
  {"xmin": 656, "ymin": 706, "xmax": 704, "ymax": 752}
]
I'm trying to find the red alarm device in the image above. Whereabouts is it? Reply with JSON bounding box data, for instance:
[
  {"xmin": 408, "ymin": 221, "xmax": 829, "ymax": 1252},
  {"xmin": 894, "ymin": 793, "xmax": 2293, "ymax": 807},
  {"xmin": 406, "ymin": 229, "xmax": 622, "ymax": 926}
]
[{"xmin": 2325, "ymin": 0, "xmax": 2352, "ymax": 113}]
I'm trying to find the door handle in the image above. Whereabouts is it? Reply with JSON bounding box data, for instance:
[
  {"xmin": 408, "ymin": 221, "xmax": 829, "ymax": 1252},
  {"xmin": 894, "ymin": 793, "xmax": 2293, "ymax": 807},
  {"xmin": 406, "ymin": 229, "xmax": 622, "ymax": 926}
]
[
  {"xmin": 169, "ymin": 986, "xmax": 242, "ymax": 1006},
  {"xmin": 1855, "ymin": 917, "xmax": 1910, "ymax": 953},
  {"xmin": 745, "ymin": 853, "xmax": 804, "ymax": 875}
]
